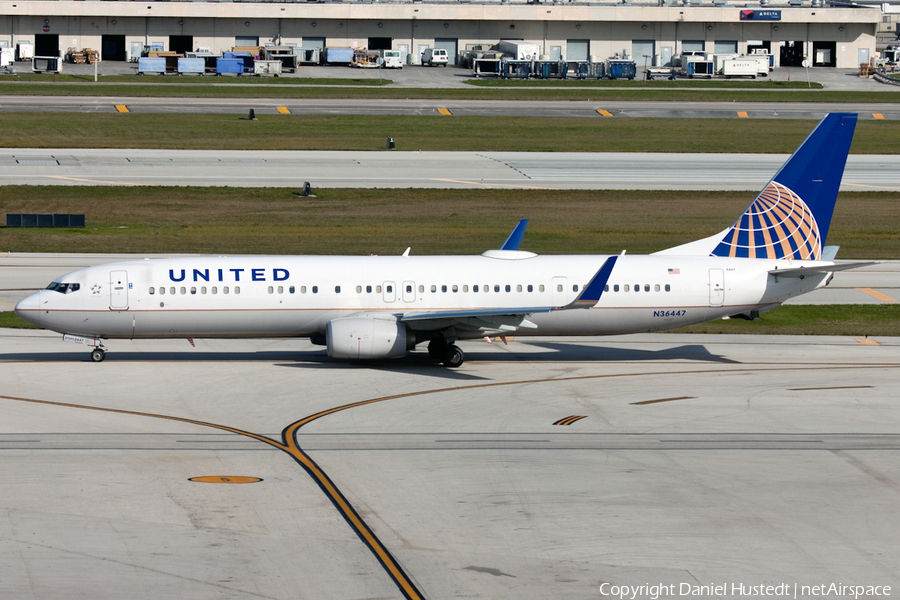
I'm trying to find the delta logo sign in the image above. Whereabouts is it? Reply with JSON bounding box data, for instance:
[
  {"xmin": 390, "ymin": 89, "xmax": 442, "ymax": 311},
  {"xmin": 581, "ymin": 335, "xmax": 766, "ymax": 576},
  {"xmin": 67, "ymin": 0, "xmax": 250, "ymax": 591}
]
[{"xmin": 740, "ymin": 9, "xmax": 782, "ymax": 20}]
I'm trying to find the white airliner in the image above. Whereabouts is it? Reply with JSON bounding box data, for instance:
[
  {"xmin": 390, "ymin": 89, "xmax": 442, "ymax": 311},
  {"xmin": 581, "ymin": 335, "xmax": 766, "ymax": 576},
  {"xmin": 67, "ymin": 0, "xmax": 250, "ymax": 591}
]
[{"xmin": 15, "ymin": 113, "xmax": 871, "ymax": 367}]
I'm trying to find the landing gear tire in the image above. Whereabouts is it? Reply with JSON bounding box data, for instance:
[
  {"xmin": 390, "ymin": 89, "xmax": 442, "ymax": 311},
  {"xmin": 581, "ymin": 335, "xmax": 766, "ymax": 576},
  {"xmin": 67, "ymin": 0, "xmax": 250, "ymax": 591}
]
[
  {"xmin": 90, "ymin": 348, "xmax": 106, "ymax": 362},
  {"xmin": 428, "ymin": 338, "xmax": 448, "ymax": 360},
  {"xmin": 442, "ymin": 344, "xmax": 464, "ymax": 368}
]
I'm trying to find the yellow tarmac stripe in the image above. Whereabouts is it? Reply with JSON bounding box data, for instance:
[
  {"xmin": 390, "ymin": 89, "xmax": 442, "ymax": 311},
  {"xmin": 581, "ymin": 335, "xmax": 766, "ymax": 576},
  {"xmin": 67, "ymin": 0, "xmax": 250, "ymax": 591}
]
[
  {"xmin": 737, "ymin": 111, "xmax": 749, "ymax": 118},
  {"xmin": 276, "ymin": 106, "xmax": 291, "ymax": 114},
  {"xmin": 857, "ymin": 287, "xmax": 898, "ymax": 303},
  {"xmin": 632, "ymin": 396, "xmax": 695, "ymax": 405},
  {"xmin": 437, "ymin": 108, "xmax": 452, "ymax": 116},
  {"xmin": 855, "ymin": 337, "xmax": 881, "ymax": 346},
  {"xmin": 553, "ymin": 415, "xmax": 586, "ymax": 426},
  {"xmin": 873, "ymin": 113, "xmax": 884, "ymax": 120},
  {"xmin": 189, "ymin": 476, "xmax": 262, "ymax": 484},
  {"xmin": 789, "ymin": 385, "xmax": 872, "ymax": 391},
  {"xmin": 115, "ymin": 105, "xmax": 129, "ymax": 113},
  {"xmin": 596, "ymin": 109, "xmax": 613, "ymax": 117}
]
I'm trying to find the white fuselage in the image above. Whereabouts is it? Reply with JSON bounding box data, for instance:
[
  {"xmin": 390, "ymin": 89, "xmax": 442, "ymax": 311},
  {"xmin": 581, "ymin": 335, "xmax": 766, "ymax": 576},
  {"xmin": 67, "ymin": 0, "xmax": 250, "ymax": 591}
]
[{"xmin": 17, "ymin": 252, "xmax": 829, "ymax": 341}]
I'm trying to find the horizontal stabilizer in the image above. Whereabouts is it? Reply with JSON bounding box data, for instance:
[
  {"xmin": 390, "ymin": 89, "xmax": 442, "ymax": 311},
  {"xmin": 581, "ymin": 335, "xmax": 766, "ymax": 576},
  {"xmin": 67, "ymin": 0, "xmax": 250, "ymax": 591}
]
[{"xmin": 768, "ymin": 261, "xmax": 876, "ymax": 278}]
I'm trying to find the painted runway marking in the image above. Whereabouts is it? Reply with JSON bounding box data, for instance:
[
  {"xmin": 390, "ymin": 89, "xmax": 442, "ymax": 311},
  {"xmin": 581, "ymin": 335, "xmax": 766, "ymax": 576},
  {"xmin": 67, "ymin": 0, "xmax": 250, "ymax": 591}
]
[
  {"xmin": 189, "ymin": 476, "xmax": 263, "ymax": 484},
  {"xmin": 47, "ymin": 176, "xmax": 144, "ymax": 186},
  {"xmin": 554, "ymin": 415, "xmax": 586, "ymax": 426},
  {"xmin": 432, "ymin": 178, "xmax": 559, "ymax": 190},
  {"xmin": 789, "ymin": 385, "xmax": 872, "ymax": 391},
  {"xmin": 855, "ymin": 337, "xmax": 882, "ymax": 346},
  {"xmin": 873, "ymin": 113, "xmax": 884, "ymax": 120},
  {"xmin": 596, "ymin": 109, "xmax": 614, "ymax": 117},
  {"xmin": 437, "ymin": 108, "xmax": 452, "ymax": 116},
  {"xmin": 276, "ymin": 106, "xmax": 291, "ymax": 114},
  {"xmin": 631, "ymin": 396, "xmax": 695, "ymax": 405},
  {"xmin": 857, "ymin": 287, "xmax": 898, "ymax": 303},
  {"xmin": 114, "ymin": 105, "xmax": 129, "ymax": 113},
  {"xmin": 737, "ymin": 111, "xmax": 749, "ymax": 118}
]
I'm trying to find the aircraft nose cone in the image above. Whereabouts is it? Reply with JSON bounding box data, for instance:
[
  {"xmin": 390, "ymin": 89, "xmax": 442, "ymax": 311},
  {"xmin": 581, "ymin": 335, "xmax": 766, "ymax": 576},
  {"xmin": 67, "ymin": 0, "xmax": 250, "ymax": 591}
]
[{"xmin": 14, "ymin": 291, "xmax": 42, "ymax": 326}]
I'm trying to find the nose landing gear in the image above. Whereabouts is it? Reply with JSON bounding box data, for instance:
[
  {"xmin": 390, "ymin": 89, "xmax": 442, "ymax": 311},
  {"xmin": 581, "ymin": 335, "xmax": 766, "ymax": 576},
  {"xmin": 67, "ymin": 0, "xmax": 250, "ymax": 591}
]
[{"xmin": 90, "ymin": 346, "xmax": 107, "ymax": 362}]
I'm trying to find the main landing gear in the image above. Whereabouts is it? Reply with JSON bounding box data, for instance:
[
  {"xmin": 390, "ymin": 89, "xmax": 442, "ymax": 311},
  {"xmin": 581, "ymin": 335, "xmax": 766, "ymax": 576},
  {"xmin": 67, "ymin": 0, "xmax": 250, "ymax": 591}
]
[
  {"xmin": 427, "ymin": 338, "xmax": 465, "ymax": 368},
  {"xmin": 90, "ymin": 346, "xmax": 107, "ymax": 362}
]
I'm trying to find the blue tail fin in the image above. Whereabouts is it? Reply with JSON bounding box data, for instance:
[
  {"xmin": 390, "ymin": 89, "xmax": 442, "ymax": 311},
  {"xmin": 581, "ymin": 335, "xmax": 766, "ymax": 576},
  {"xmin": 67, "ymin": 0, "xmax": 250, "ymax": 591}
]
[{"xmin": 710, "ymin": 113, "xmax": 857, "ymax": 260}]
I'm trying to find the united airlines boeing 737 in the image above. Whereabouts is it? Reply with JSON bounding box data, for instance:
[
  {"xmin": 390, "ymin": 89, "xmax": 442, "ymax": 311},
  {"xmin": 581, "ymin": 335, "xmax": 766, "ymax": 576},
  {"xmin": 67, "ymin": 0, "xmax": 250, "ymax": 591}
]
[{"xmin": 15, "ymin": 113, "xmax": 872, "ymax": 367}]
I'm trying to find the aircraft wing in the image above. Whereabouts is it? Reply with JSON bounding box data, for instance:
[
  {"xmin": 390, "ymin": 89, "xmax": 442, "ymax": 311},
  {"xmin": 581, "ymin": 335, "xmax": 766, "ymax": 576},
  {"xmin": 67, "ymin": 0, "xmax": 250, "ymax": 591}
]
[
  {"xmin": 769, "ymin": 261, "xmax": 877, "ymax": 278},
  {"xmin": 398, "ymin": 257, "xmax": 618, "ymax": 332}
]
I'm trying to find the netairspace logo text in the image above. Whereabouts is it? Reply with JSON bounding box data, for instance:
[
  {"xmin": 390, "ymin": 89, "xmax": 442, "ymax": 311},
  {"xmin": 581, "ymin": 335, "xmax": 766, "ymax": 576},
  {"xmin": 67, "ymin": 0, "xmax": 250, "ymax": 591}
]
[{"xmin": 599, "ymin": 583, "xmax": 892, "ymax": 600}]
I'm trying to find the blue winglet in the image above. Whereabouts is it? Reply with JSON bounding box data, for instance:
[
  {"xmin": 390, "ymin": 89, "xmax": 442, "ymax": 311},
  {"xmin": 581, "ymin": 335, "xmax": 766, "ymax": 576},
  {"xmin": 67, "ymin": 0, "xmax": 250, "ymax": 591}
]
[
  {"xmin": 710, "ymin": 113, "xmax": 857, "ymax": 261},
  {"xmin": 560, "ymin": 256, "xmax": 618, "ymax": 309},
  {"xmin": 501, "ymin": 219, "xmax": 529, "ymax": 251}
]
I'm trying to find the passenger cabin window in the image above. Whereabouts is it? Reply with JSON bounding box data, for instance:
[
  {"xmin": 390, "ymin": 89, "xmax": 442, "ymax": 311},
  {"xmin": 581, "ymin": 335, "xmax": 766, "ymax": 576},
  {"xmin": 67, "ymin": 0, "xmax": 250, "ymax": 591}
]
[
  {"xmin": 463, "ymin": 285, "xmax": 469, "ymax": 292},
  {"xmin": 268, "ymin": 286, "xmax": 274, "ymax": 294},
  {"xmin": 556, "ymin": 285, "xmax": 563, "ymax": 292},
  {"xmin": 614, "ymin": 285, "xmax": 619, "ymax": 292},
  {"xmin": 494, "ymin": 285, "xmax": 500, "ymax": 293},
  {"xmin": 356, "ymin": 286, "xmax": 362, "ymax": 293},
  {"xmin": 442, "ymin": 285, "xmax": 447, "ymax": 293},
  {"xmin": 407, "ymin": 285, "xmax": 413, "ymax": 293},
  {"xmin": 212, "ymin": 286, "xmax": 218, "ymax": 294},
  {"xmin": 665, "ymin": 284, "xmax": 671, "ymax": 292},
  {"xmin": 473, "ymin": 285, "xmax": 479, "ymax": 292},
  {"xmin": 644, "ymin": 284, "xmax": 650, "ymax": 292},
  {"xmin": 505, "ymin": 285, "xmax": 511, "ymax": 292},
  {"xmin": 312, "ymin": 286, "xmax": 318, "ymax": 294},
  {"xmin": 431, "ymin": 285, "xmax": 437, "ymax": 293},
  {"xmin": 335, "ymin": 286, "xmax": 341, "ymax": 293},
  {"xmin": 452, "ymin": 285, "xmax": 458, "ymax": 293},
  {"xmin": 149, "ymin": 287, "xmax": 155, "ymax": 295},
  {"xmin": 624, "ymin": 285, "xmax": 630, "ymax": 292},
  {"xmin": 539, "ymin": 285, "xmax": 545, "ymax": 292},
  {"xmin": 527, "ymin": 285, "xmax": 533, "ymax": 292},
  {"xmin": 290, "ymin": 286, "xmax": 295, "ymax": 294},
  {"xmin": 418, "ymin": 285, "xmax": 424, "ymax": 293},
  {"xmin": 191, "ymin": 287, "xmax": 197, "ymax": 295},
  {"xmin": 655, "ymin": 284, "xmax": 660, "ymax": 292},
  {"xmin": 367, "ymin": 285, "xmax": 373, "ymax": 293}
]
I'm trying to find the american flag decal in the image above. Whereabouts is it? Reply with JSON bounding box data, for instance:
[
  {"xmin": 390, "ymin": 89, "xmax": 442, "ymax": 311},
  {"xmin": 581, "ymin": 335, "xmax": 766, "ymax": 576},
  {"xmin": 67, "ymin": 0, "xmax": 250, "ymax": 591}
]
[{"xmin": 668, "ymin": 268, "xmax": 680, "ymax": 274}]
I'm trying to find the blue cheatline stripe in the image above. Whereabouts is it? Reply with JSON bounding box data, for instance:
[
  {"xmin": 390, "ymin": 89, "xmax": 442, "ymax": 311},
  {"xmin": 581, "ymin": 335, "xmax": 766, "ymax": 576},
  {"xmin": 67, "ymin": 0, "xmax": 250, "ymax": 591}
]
[
  {"xmin": 500, "ymin": 219, "xmax": 529, "ymax": 251},
  {"xmin": 575, "ymin": 256, "xmax": 618, "ymax": 304}
]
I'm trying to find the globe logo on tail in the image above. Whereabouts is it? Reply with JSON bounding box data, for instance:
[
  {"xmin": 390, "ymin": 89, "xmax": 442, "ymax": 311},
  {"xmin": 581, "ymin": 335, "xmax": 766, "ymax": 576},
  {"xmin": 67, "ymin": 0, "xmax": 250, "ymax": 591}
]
[{"xmin": 711, "ymin": 181, "xmax": 822, "ymax": 260}]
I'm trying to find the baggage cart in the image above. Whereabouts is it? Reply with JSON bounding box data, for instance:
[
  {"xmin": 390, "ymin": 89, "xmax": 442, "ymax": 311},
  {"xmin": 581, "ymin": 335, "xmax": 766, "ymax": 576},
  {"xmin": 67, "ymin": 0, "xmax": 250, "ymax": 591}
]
[
  {"xmin": 296, "ymin": 47, "xmax": 321, "ymax": 65},
  {"xmin": 501, "ymin": 58, "xmax": 533, "ymax": 79},
  {"xmin": 607, "ymin": 59, "xmax": 636, "ymax": 79},
  {"xmin": 253, "ymin": 60, "xmax": 282, "ymax": 76},
  {"xmin": 575, "ymin": 61, "xmax": 606, "ymax": 79},
  {"xmin": 137, "ymin": 57, "xmax": 166, "ymax": 75},
  {"xmin": 216, "ymin": 57, "xmax": 244, "ymax": 76},
  {"xmin": 32, "ymin": 56, "xmax": 62, "ymax": 74},
  {"xmin": 177, "ymin": 57, "xmax": 205, "ymax": 75}
]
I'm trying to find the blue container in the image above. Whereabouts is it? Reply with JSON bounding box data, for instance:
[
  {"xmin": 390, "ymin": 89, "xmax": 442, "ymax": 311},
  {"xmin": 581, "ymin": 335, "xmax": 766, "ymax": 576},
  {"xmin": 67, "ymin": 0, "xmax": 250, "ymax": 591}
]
[
  {"xmin": 607, "ymin": 59, "xmax": 636, "ymax": 80},
  {"xmin": 137, "ymin": 57, "xmax": 166, "ymax": 75},
  {"xmin": 323, "ymin": 47, "xmax": 354, "ymax": 64},
  {"xmin": 216, "ymin": 57, "xmax": 244, "ymax": 75},
  {"xmin": 177, "ymin": 57, "xmax": 205, "ymax": 75}
]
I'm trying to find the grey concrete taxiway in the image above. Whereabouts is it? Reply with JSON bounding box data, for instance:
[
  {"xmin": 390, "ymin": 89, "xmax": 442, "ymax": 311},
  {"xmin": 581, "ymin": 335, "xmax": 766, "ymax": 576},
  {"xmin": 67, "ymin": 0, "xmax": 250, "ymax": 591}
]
[
  {"xmin": 2, "ymin": 253, "xmax": 898, "ymax": 313},
  {"xmin": 2, "ymin": 96, "xmax": 900, "ymax": 119},
  {"xmin": 3, "ymin": 149, "xmax": 900, "ymax": 191},
  {"xmin": 1, "ymin": 329, "xmax": 898, "ymax": 599}
]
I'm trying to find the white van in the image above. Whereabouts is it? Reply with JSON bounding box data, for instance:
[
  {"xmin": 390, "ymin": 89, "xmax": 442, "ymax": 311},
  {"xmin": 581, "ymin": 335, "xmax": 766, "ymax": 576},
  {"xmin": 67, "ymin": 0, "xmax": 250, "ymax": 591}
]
[
  {"xmin": 381, "ymin": 49, "xmax": 403, "ymax": 69},
  {"xmin": 422, "ymin": 48, "xmax": 449, "ymax": 67}
]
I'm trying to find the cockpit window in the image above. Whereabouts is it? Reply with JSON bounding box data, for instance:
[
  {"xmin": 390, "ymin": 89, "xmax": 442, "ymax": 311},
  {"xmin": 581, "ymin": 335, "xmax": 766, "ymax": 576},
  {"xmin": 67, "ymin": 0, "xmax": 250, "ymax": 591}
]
[{"xmin": 46, "ymin": 282, "xmax": 80, "ymax": 294}]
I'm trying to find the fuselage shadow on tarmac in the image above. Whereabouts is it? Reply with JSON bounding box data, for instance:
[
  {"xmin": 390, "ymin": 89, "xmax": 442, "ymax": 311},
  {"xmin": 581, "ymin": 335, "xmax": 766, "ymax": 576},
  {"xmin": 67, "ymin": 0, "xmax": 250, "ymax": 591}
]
[{"xmin": 0, "ymin": 342, "xmax": 739, "ymax": 369}]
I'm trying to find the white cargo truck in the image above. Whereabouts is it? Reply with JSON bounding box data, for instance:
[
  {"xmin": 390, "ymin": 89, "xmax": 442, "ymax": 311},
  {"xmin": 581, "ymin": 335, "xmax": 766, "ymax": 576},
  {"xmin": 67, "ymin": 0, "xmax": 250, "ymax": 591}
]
[
  {"xmin": 495, "ymin": 40, "xmax": 541, "ymax": 61},
  {"xmin": 743, "ymin": 54, "xmax": 771, "ymax": 76}
]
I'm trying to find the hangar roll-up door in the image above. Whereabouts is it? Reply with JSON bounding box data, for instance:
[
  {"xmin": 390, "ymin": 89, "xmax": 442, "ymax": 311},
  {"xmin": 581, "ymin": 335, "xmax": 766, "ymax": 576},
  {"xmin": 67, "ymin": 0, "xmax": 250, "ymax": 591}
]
[
  {"xmin": 567, "ymin": 39, "xmax": 589, "ymax": 61},
  {"xmin": 102, "ymin": 35, "xmax": 126, "ymax": 61},
  {"xmin": 434, "ymin": 38, "xmax": 458, "ymax": 65},
  {"xmin": 170, "ymin": 36, "xmax": 193, "ymax": 55},
  {"xmin": 304, "ymin": 37, "xmax": 325, "ymax": 48},
  {"xmin": 632, "ymin": 40, "xmax": 655, "ymax": 67},
  {"xmin": 35, "ymin": 34, "xmax": 59, "ymax": 57},
  {"xmin": 368, "ymin": 37, "xmax": 392, "ymax": 51},
  {"xmin": 682, "ymin": 40, "xmax": 705, "ymax": 53},
  {"xmin": 715, "ymin": 40, "xmax": 738, "ymax": 55}
]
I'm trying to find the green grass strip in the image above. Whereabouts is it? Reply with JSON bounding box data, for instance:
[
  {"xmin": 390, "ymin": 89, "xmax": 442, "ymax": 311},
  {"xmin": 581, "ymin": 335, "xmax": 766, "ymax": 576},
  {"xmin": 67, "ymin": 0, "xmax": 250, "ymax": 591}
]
[
  {"xmin": 1, "ymin": 115, "xmax": 898, "ymax": 153},
  {"xmin": 0, "ymin": 81, "xmax": 898, "ymax": 102},
  {"xmin": 0, "ymin": 74, "xmax": 391, "ymax": 86},
  {"xmin": 672, "ymin": 304, "xmax": 900, "ymax": 337},
  {"xmin": 2, "ymin": 187, "xmax": 898, "ymax": 258},
  {"xmin": 0, "ymin": 312, "xmax": 42, "ymax": 330}
]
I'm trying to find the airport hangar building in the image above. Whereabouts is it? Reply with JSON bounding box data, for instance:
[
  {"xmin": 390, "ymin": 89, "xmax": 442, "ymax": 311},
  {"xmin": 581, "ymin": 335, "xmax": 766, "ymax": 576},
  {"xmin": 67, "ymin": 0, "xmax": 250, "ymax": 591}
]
[{"xmin": 0, "ymin": 1, "xmax": 880, "ymax": 69}]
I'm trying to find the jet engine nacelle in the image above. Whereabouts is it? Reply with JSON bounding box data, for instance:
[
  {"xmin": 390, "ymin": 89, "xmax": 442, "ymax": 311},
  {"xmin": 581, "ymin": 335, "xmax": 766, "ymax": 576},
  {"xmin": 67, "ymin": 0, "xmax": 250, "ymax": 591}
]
[{"xmin": 326, "ymin": 317, "xmax": 412, "ymax": 360}]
